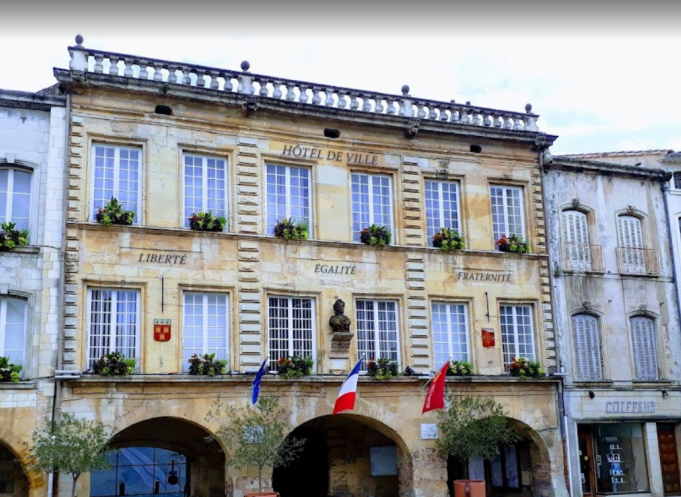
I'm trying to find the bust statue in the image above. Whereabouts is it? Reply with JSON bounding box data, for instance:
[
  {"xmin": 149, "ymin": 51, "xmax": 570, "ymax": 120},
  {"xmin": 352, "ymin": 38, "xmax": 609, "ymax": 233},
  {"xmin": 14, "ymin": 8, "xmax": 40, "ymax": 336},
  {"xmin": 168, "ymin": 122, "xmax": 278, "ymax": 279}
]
[{"xmin": 329, "ymin": 299, "xmax": 351, "ymax": 334}]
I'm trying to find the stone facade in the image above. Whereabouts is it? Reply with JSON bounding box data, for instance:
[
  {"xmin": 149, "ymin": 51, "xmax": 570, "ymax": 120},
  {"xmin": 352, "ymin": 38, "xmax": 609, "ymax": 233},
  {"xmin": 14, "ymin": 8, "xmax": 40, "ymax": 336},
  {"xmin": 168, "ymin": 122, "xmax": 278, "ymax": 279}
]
[{"xmin": 0, "ymin": 90, "xmax": 67, "ymax": 496}]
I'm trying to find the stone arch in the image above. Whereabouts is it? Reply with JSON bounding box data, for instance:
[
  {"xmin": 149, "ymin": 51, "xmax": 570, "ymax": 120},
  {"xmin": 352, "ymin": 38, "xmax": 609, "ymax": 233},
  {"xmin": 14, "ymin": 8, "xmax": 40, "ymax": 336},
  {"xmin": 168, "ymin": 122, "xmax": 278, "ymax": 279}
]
[
  {"xmin": 506, "ymin": 417, "xmax": 556, "ymax": 497},
  {"xmin": 0, "ymin": 435, "xmax": 40, "ymax": 496}
]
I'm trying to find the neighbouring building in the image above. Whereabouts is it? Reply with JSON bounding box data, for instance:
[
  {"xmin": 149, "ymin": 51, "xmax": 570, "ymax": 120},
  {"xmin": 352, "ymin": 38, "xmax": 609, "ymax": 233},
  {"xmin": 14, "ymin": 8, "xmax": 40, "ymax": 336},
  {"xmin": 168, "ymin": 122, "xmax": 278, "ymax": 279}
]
[
  {"xmin": 28, "ymin": 35, "xmax": 573, "ymax": 497},
  {"xmin": 544, "ymin": 151, "xmax": 681, "ymax": 497},
  {"xmin": 0, "ymin": 90, "xmax": 67, "ymax": 496}
]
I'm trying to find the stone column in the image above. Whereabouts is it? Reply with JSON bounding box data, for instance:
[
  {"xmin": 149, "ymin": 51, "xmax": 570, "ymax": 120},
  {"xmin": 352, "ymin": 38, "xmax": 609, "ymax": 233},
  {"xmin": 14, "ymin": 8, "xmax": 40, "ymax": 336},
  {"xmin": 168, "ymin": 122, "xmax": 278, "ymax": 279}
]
[
  {"xmin": 409, "ymin": 448, "xmax": 447, "ymax": 497},
  {"xmin": 645, "ymin": 422, "xmax": 663, "ymax": 497}
]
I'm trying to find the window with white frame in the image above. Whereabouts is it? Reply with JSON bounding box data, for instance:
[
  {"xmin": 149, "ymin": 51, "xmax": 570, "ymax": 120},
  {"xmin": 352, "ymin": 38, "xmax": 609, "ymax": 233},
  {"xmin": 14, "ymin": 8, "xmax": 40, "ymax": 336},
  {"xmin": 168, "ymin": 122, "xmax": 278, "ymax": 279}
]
[
  {"xmin": 0, "ymin": 168, "xmax": 31, "ymax": 230},
  {"xmin": 91, "ymin": 145, "xmax": 141, "ymax": 223},
  {"xmin": 431, "ymin": 302, "xmax": 469, "ymax": 366},
  {"xmin": 500, "ymin": 305, "xmax": 535, "ymax": 370},
  {"xmin": 267, "ymin": 297, "xmax": 315, "ymax": 371},
  {"xmin": 425, "ymin": 180, "xmax": 461, "ymax": 245},
  {"xmin": 672, "ymin": 171, "xmax": 681, "ymax": 191},
  {"xmin": 0, "ymin": 297, "xmax": 27, "ymax": 366},
  {"xmin": 630, "ymin": 316, "xmax": 658, "ymax": 380},
  {"xmin": 562, "ymin": 210, "xmax": 592, "ymax": 271},
  {"xmin": 490, "ymin": 185, "xmax": 525, "ymax": 242},
  {"xmin": 87, "ymin": 289, "xmax": 140, "ymax": 367},
  {"xmin": 183, "ymin": 154, "xmax": 228, "ymax": 228},
  {"xmin": 571, "ymin": 314, "xmax": 603, "ymax": 381},
  {"xmin": 618, "ymin": 215, "xmax": 646, "ymax": 274},
  {"xmin": 266, "ymin": 164, "xmax": 311, "ymax": 235},
  {"xmin": 351, "ymin": 173, "xmax": 393, "ymax": 242},
  {"xmin": 183, "ymin": 293, "xmax": 229, "ymax": 370},
  {"xmin": 356, "ymin": 300, "xmax": 399, "ymax": 368}
]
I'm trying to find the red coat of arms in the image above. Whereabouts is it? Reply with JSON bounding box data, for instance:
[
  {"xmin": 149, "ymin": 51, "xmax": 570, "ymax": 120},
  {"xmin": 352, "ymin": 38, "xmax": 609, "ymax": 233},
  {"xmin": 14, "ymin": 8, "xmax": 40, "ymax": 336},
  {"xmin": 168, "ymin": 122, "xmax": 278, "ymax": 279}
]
[
  {"xmin": 154, "ymin": 319, "xmax": 171, "ymax": 342},
  {"xmin": 481, "ymin": 328, "xmax": 495, "ymax": 348}
]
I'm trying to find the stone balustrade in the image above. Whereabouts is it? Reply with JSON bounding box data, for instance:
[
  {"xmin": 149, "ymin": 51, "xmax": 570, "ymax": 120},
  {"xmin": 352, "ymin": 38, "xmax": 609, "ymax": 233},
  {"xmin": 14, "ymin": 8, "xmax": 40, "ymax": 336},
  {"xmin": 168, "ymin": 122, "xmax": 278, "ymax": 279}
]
[{"xmin": 68, "ymin": 36, "xmax": 539, "ymax": 132}]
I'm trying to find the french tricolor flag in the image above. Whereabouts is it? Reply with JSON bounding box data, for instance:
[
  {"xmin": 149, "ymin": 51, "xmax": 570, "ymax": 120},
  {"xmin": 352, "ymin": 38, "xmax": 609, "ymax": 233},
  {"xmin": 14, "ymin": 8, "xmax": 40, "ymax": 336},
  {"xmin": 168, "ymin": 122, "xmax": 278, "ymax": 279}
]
[{"xmin": 333, "ymin": 358, "xmax": 363, "ymax": 415}]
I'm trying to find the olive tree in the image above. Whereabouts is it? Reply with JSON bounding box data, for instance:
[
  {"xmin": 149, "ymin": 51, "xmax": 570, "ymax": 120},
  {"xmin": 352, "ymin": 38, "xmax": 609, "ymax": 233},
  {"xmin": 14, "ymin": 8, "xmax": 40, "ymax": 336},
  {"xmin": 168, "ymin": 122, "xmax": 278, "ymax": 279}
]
[
  {"xmin": 26, "ymin": 413, "xmax": 113, "ymax": 497},
  {"xmin": 206, "ymin": 396, "xmax": 305, "ymax": 496}
]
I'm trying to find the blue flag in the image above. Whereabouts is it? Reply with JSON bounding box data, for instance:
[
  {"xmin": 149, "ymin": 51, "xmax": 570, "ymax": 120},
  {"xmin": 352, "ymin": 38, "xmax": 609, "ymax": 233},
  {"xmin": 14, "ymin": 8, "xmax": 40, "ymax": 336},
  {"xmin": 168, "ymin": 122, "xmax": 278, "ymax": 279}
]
[{"xmin": 251, "ymin": 358, "xmax": 268, "ymax": 405}]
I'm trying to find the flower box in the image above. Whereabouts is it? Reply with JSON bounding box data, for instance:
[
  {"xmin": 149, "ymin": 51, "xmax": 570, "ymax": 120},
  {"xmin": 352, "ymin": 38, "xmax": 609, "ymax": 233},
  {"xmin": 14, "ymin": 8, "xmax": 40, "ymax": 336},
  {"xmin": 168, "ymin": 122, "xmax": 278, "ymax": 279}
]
[
  {"xmin": 276, "ymin": 356, "xmax": 313, "ymax": 379},
  {"xmin": 0, "ymin": 356, "xmax": 22, "ymax": 383},
  {"xmin": 508, "ymin": 357, "xmax": 543, "ymax": 378},
  {"xmin": 273, "ymin": 218, "xmax": 308, "ymax": 240},
  {"xmin": 188, "ymin": 353, "xmax": 227, "ymax": 376},
  {"xmin": 447, "ymin": 360, "xmax": 474, "ymax": 376},
  {"xmin": 95, "ymin": 198, "xmax": 135, "ymax": 226},
  {"xmin": 188, "ymin": 211, "xmax": 226, "ymax": 232},
  {"xmin": 495, "ymin": 234, "xmax": 529, "ymax": 254},
  {"xmin": 433, "ymin": 228, "xmax": 466, "ymax": 251},
  {"xmin": 92, "ymin": 351, "xmax": 135, "ymax": 376},
  {"xmin": 0, "ymin": 222, "xmax": 29, "ymax": 252},
  {"xmin": 366, "ymin": 358, "xmax": 399, "ymax": 379},
  {"xmin": 359, "ymin": 225, "xmax": 391, "ymax": 246}
]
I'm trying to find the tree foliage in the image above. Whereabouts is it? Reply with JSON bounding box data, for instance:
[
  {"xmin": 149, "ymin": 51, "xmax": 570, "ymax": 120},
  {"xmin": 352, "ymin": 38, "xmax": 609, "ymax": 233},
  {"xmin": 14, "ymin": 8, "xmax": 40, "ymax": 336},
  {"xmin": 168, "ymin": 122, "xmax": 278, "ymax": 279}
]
[
  {"xmin": 206, "ymin": 396, "xmax": 305, "ymax": 496},
  {"xmin": 436, "ymin": 394, "xmax": 520, "ymax": 462},
  {"xmin": 26, "ymin": 413, "xmax": 113, "ymax": 497}
]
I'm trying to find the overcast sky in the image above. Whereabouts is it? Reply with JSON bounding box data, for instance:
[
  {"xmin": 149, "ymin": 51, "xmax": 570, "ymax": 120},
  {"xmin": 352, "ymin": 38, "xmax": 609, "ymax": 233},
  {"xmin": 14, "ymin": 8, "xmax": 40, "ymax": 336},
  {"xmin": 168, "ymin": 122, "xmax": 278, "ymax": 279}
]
[{"xmin": 2, "ymin": 0, "xmax": 679, "ymax": 155}]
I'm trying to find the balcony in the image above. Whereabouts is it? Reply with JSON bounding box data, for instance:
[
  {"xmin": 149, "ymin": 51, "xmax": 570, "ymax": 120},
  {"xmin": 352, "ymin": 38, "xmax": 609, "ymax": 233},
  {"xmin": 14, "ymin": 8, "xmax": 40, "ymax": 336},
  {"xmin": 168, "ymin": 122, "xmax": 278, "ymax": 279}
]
[
  {"xmin": 562, "ymin": 243, "xmax": 605, "ymax": 273},
  {"xmin": 616, "ymin": 247, "xmax": 659, "ymax": 276}
]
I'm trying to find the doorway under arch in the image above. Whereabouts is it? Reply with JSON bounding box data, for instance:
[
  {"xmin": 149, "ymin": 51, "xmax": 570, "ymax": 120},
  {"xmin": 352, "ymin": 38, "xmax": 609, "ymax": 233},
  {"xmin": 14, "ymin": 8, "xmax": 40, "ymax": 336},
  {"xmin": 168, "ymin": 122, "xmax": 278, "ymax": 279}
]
[
  {"xmin": 273, "ymin": 414, "xmax": 409, "ymax": 497},
  {"xmin": 0, "ymin": 442, "xmax": 29, "ymax": 497}
]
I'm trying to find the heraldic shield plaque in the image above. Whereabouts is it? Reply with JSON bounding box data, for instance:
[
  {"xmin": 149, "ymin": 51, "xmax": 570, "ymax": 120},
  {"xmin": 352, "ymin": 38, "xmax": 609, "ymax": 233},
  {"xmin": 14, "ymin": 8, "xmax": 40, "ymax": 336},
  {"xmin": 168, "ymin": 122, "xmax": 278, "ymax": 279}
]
[{"xmin": 154, "ymin": 319, "xmax": 171, "ymax": 342}]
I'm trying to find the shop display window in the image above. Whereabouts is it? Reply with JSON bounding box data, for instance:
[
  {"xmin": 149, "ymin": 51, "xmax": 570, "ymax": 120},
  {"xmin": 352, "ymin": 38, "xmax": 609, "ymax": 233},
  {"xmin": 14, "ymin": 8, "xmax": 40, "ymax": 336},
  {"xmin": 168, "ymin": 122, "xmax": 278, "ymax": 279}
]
[{"xmin": 591, "ymin": 424, "xmax": 649, "ymax": 493}]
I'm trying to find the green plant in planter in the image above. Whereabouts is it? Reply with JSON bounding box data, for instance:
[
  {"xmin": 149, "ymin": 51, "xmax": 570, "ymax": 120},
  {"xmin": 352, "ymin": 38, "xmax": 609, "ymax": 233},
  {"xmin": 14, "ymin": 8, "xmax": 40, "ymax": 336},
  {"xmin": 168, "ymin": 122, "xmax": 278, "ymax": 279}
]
[
  {"xmin": 188, "ymin": 211, "xmax": 227, "ymax": 232},
  {"xmin": 276, "ymin": 356, "xmax": 314, "ymax": 379},
  {"xmin": 0, "ymin": 356, "xmax": 22, "ymax": 383},
  {"xmin": 188, "ymin": 353, "xmax": 227, "ymax": 376},
  {"xmin": 273, "ymin": 218, "xmax": 309, "ymax": 240},
  {"xmin": 91, "ymin": 351, "xmax": 135, "ymax": 376},
  {"xmin": 447, "ymin": 360, "xmax": 473, "ymax": 376},
  {"xmin": 366, "ymin": 357, "xmax": 399, "ymax": 379},
  {"xmin": 359, "ymin": 224, "xmax": 391, "ymax": 246},
  {"xmin": 496, "ymin": 234, "xmax": 529, "ymax": 253},
  {"xmin": 0, "ymin": 222, "xmax": 29, "ymax": 251},
  {"xmin": 95, "ymin": 198, "xmax": 135, "ymax": 226},
  {"xmin": 508, "ymin": 357, "xmax": 543, "ymax": 378},
  {"xmin": 437, "ymin": 394, "xmax": 520, "ymax": 465},
  {"xmin": 432, "ymin": 228, "xmax": 466, "ymax": 251}
]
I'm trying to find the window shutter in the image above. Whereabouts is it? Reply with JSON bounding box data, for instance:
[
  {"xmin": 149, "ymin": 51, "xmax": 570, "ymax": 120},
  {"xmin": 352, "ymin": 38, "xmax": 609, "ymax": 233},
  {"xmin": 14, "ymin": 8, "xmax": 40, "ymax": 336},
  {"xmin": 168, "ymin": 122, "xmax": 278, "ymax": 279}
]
[
  {"xmin": 619, "ymin": 216, "xmax": 643, "ymax": 248},
  {"xmin": 572, "ymin": 314, "xmax": 602, "ymax": 381},
  {"xmin": 563, "ymin": 211, "xmax": 591, "ymax": 270},
  {"xmin": 631, "ymin": 317, "xmax": 658, "ymax": 380}
]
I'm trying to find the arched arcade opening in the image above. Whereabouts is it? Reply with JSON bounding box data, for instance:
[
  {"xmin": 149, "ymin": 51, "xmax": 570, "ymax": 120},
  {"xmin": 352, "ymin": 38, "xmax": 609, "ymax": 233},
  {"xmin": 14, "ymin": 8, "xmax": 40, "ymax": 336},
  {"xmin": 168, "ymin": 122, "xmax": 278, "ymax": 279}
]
[{"xmin": 0, "ymin": 442, "xmax": 29, "ymax": 497}]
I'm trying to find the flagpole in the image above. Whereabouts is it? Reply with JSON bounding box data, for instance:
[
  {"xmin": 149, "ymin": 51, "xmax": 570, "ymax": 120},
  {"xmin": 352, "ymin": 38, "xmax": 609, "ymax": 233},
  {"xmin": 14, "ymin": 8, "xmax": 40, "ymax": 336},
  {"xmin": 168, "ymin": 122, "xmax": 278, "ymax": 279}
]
[{"xmin": 420, "ymin": 356, "xmax": 452, "ymax": 393}]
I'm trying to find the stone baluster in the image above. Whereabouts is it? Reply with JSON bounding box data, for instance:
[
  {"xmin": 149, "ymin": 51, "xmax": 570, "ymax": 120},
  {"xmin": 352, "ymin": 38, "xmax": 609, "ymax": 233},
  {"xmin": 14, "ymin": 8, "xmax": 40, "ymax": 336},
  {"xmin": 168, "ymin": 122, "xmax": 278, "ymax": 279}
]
[
  {"xmin": 361, "ymin": 94, "xmax": 372, "ymax": 112},
  {"xmin": 493, "ymin": 113, "xmax": 503, "ymax": 127},
  {"xmin": 483, "ymin": 112, "xmax": 492, "ymax": 126},
  {"xmin": 417, "ymin": 102, "xmax": 427, "ymax": 119},
  {"xmin": 285, "ymin": 83, "xmax": 296, "ymax": 101},
  {"xmin": 299, "ymin": 84, "xmax": 309, "ymax": 103},
  {"xmin": 167, "ymin": 65, "xmax": 177, "ymax": 84},
  {"xmin": 439, "ymin": 106, "xmax": 450, "ymax": 121},
  {"xmin": 525, "ymin": 104, "xmax": 539, "ymax": 131},
  {"xmin": 152, "ymin": 63, "xmax": 164, "ymax": 82},
  {"xmin": 399, "ymin": 85, "xmax": 414, "ymax": 117},
  {"xmin": 460, "ymin": 107, "xmax": 471, "ymax": 124},
  {"xmin": 181, "ymin": 67, "xmax": 191, "ymax": 85},
  {"xmin": 69, "ymin": 35, "xmax": 88, "ymax": 71},
  {"xmin": 312, "ymin": 86, "xmax": 322, "ymax": 105},
  {"xmin": 258, "ymin": 78, "xmax": 269, "ymax": 97},
  {"xmin": 349, "ymin": 92, "xmax": 359, "ymax": 111},
  {"xmin": 324, "ymin": 88, "xmax": 335, "ymax": 106},
  {"xmin": 386, "ymin": 98, "xmax": 397, "ymax": 115},
  {"xmin": 138, "ymin": 61, "xmax": 150, "ymax": 80},
  {"xmin": 450, "ymin": 102, "xmax": 460, "ymax": 123},
  {"xmin": 427, "ymin": 104, "xmax": 438, "ymax": 120},
  {"xmin": 196, "ymin": 71, "xmax": 207, "ymax": 88},
  {"xmin": 272, "ymin": 80, "xmax": 283, "ymax": 99},
  {"xmin": 513, "ymin": 117, "xmax": 524, "ymax": 131},
  {"xmin": 337, "ymin": 90, "xmax": 348, "ymax": 109},
  {"xmin": 472, "ymin": 111, "xmax": 482, "ymax": 126},
  {"xmin": 108, "ymin": 56, "xmax": 120, "ymax": 76},
  {"xmin": 209, "ymin": 71, "xmax": 220, "ymax": 89},
  {"xmin": 374, "ymin": 97, "xmax": 384, "ymax": 114},
  {"xmin": 123, "ymin": 58, "xmax": 134, "ymax": 77},
  {"xmin": 93, "ymin": 54, "xmax": 104, "ymax": 74},
  {"xmin": 238, "ymin": 61, "xmax": 254, "ymax": 95},
  {"xmin": 226, "ymin": 76, "xmax": 237, "ymax": 92},
  {"xmin": 503, "ymin": 115, "xmax": 513, "ymax": 130}
]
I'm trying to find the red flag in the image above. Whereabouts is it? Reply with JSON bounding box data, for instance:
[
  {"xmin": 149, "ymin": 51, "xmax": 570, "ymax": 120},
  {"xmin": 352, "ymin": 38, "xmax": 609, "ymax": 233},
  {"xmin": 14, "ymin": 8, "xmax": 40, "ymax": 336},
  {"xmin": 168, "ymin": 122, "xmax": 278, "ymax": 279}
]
[{"xmin": 422, "ymin": 361, "xmax": 450, "ymax": 414}]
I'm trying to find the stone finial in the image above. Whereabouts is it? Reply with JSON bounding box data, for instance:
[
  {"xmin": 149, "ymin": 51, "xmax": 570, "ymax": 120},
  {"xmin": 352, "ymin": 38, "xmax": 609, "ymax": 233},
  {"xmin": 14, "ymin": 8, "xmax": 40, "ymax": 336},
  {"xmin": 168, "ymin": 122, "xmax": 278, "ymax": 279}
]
[
  {"xmin": 525, "ymin": 103, "xmax": 533, "ymax": 113},
  {"xmin": 450, "ymin": 100, "xmax": 456, "ymax": 104},
  {"xmin": 240, "ymin": 60, "xmax": 250, "ymax": 72},
  {"xmin": 75, "ymin": 34, "xmax": 84, "ymax": 46},
  {"xmin": 401, "ymin": 85, "xmax": 410, "ymax": 95},
  {"xmin": 465, "ymin": 101, "xmax": 471, "ymax": 106}
]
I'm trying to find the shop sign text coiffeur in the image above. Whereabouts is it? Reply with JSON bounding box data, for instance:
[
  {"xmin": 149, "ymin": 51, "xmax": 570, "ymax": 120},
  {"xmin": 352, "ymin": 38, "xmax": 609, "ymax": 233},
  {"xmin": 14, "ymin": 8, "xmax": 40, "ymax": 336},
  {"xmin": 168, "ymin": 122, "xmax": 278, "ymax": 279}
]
[{"xmin": 282, "ymin": 144, "xmax": 379, "ymax": 166}]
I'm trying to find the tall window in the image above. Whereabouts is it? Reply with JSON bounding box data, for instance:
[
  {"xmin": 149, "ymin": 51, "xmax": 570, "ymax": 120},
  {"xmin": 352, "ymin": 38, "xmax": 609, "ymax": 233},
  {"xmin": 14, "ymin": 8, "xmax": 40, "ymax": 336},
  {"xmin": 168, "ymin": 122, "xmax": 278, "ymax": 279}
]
[
  {"xmin": 500, "ymin": 305, "xmax": 535, "ymax": 369},
  {"xmin": 563, "ymin": 210, "xmax": 592, "ymax": 271},
  {"xmin": 0, "ymin": 168, "xmax": 31, "ymax": 231},
  {"xmin": 0, "ymin": 297, "xmax": 27, "ymax": 366},
  {"xmin": 87, "ymin": 289, "xmax": 139, "ymax": 367},
  {"xmin": 672, "ymin": 171, "xmax": 681, "ymax": 190},
  {"xmin": 431, "ymin": 302, "xmax": 469, "ymax": 366},
  {"xmin": 184, "ymin": 155, "xmax": 227, "ymax": 228},
  {"xmin": 351, "ymin": 173, "xmax": 393, "ymax": 242},
  {"xmin": 490, "ymin": 185, "xmax": 524, "ymax": 242},
  {"xmin": 572, "ymin": 314, "xmax": 603, "ymax": 381},
  {"xmin": 425, "ymin": 180, "xmax": 460, "ymax": 244},
  {"xmin": 356, "ymin": 300, "xmax": 399, "ymax": 368},
  {"xmin": 619, "ymin": 215, "xmax": 645, "ymax": 274},
  {"xmin": 183, "ymin": 293, "xmax": 229, "ymax": 370},
  {"xmin": 266, "ymin": 164, "xmax": 311, "ymax": 235},
  {"xmin": 630, "ymin": 316, "xmax": 658, "ymax": 380},
  {"xmin": 267, "ymin": 297, "xmax": 314, "ymax": 371},
  {"xmin": 91, "ymin": 145, "xmax": 141, "ymax": 223}
]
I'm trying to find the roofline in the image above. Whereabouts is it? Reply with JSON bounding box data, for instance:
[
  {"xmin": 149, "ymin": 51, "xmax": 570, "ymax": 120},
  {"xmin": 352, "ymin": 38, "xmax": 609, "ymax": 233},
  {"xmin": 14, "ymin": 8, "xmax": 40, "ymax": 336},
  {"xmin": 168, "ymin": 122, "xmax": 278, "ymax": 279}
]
[
  {"xmin": 0, "ymin": 89, "xmax": 66, "ymax": 111},
  {"xmin": 548, "ymin": 156, "xmax": 671, "ymax": 182},
  {"xmin": 559, "ymin": 149, "xmax": 674, "ymax": 158}
]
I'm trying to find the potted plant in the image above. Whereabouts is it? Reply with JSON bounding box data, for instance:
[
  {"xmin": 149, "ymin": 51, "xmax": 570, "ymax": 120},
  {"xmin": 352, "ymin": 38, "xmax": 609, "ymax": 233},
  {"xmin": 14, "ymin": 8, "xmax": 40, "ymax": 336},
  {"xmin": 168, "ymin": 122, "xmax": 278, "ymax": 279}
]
[
  {"xmin": 495, "ymin": 234, "xmax": 529, "ymax": 253},
  {"xmin": 508, "ymin": 357, "xmax": 543, "ymax": 378},
  {"xmin": 91, "ymin": 351, "xmax": 136, "ymax": 376},
  {"xmin": 359, "ymin": 224, "xmax": 391, "ymax": 246},
  {"xmin": 95, "ymin": 197, "xmax": 135, "ymax": 226},
  {"xmin": 433, "ymin": 228, "xmax": 466, "ymax": 251},
  {"xmin": 437, "ymin": 395, "xmax": 520, "ymax": 497},
  {"xmin": 273, "ymin": 218, "xmax": 309, "ymax": 240},
  {"xmin": 447, "ymin": 360, "xmax": 473, "ymax": 377},
  {"xmin": 0, "ymin": 222, "xmax": 29, "ymax": 251},
  {"xmin": 366, "ymin": 357, "xmax": 399, "ymax": 379},
  {"xmin": 188, "ymin": 353, "xmax": 227, "ymax": 376},
  {"xmin": 205, "ymin": 396, "xmax": 306, "ymax": 497},
  {"xmin": 276, "ymin": 356, "xmax": 314, "ymax": 379},
  {"xmin": 188, "ymin": 211, "xmax": 227, "ymax": 232},
  {"xmin": 0, "ymin": 356, "xmax": 22, "ymax": 383}
]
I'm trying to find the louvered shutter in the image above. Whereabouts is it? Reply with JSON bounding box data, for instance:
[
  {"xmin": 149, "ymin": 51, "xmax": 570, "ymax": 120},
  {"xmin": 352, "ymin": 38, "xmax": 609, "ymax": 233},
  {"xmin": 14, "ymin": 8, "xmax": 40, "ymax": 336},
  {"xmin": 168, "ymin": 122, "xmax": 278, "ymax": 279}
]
[
  {"xmin": 631, "ymin": 316, "xmax": 658, "ymax": 380},
  {"xmin": 563, "ymin": 211, "xmax": 591, "ymax": 270},
  {"xmin": 619, "ymin": 216, "xmax": 645, "ymax": 273},
  {"xmin": 572, "ymin": 314, "xmax": 602, "ymax": 381}
]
